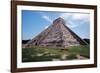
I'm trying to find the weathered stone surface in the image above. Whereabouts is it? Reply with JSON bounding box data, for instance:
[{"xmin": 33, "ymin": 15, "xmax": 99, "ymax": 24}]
[{"xmin": 23, "ymin": 17, "xmax": 87, "ymax": 48}]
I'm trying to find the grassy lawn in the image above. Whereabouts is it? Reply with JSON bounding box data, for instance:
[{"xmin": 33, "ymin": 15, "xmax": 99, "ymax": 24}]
[{"xmin": 22, "ymin": 45, "xmax": 90, "ymax": 62}]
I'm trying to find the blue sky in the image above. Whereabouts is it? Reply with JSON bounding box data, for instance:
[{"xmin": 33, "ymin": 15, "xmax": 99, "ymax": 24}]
[{"xmin": 22, "ymin": 10, "xmax": 90, "ymax": 40}]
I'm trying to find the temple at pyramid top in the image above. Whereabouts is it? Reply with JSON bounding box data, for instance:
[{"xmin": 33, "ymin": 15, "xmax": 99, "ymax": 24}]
[
  {"xmin": 23, "ymin": 17, "xmax": 88, "ymax": 48},
  {"xmin": 53, "ymin": 17, "xmax": 65, "ymax": 25}
]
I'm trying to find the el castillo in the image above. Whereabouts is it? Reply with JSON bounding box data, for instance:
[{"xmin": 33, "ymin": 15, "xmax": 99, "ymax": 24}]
[{"xmin": 22, "ymin": 17, "xmax": 90, "ymax": 62}]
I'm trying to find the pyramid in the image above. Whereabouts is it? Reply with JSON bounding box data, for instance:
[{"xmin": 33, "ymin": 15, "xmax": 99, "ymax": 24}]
[{"xmin": 23, "ymin": 17, "xmax": 87, "ymax": 48}]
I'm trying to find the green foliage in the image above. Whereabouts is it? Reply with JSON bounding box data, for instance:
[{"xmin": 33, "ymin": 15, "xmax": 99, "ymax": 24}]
[
  {"xmin": 68, "ymin": 45, "xmax": 90, "ymax": 57},
  {"xmin": 22, "ymin": 45, "xmax": 90, "ymax": 62}
]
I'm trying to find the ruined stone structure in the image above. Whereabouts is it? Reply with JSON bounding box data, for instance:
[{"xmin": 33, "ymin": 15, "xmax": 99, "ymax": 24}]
[{"xmin": 23, "ymin": 17, "xmax": 87, "ymax": 48}]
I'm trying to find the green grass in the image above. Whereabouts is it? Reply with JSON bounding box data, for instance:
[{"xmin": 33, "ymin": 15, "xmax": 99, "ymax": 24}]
[
  {"xmin": 22, "ymin": 45, "xmax": 90, "ymax": 62},
  {"xmin": 68, "ymin": 45, "xmax": 90, "ymax": 57}
]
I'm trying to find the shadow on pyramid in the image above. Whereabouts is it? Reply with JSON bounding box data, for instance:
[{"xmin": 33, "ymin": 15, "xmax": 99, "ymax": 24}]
[{"xmin": 23, "ymin": 17, "xmax": 88, "ymax": 48}]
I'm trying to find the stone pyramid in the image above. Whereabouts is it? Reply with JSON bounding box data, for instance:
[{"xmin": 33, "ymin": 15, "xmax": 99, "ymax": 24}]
[{"xmin": 23, "ymin": 17, "xmax": 87, "ymax": 48}]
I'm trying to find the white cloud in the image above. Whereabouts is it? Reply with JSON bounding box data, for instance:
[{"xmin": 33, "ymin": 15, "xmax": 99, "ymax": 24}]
[
  {"xmin": 66, "ymin": 22, "xmax": 78, "ymax": 28},
  {"xmin": 59, "ymin": 13, "xmax": 90, "ymax": 28},
  {"xmin": 59, "ymin": 13, "xmax": 72, "ymax": 20},
  {"xmin": 42, "ymin": 15, "xmax": 52, "ymax": 23},
  {"xmin": 44, "ymin": 26, "xmax": 49, "ymax": 29},
  {"xmin": 72, "ymin": 13, "xmax": 90, "ymax": 20},
  {"xmin": 39, "ymin": 12, "xmax": 89, "ymax": 28},
  {"xmin": 59, "ymin": 13, "xmax": 89, "ymax": 20}
]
